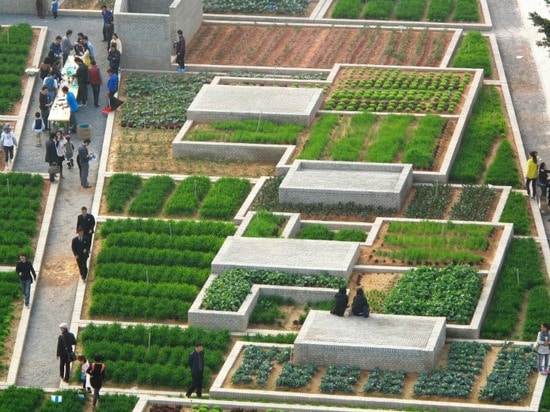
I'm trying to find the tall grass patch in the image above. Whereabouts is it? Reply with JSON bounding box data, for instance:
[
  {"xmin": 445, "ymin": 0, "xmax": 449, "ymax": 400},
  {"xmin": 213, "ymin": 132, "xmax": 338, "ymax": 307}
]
[
  {"xmin": 499, "ymin": 191, "xmax": 530, "ymax": 236},
  {"xmin": 484, "ymin": 139, "xmax": 521, "ymax": 187},
  {"xmin": 452, "ymin": 31, "xmax": 492, "ymax": 77}
]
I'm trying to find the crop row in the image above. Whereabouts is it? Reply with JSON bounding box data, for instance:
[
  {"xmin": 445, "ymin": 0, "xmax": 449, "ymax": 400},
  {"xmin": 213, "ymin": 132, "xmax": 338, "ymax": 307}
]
[
  {"xmin": 406, "ymin": 184, "xmax": 452, "ymax": 218},
  {"xmin": 0, "ymin": 273, "xmax": 22, "ymax": 369},
  {"xmin": 484, "ymin": 139, "xmax": 521, "ymax": 187},
  {"xmin": 79, "ymin": 324, "xmax": 230, "ymax": 388},
  {"xmin": 332, "ymin": 0, "xmax": 480, "ymax": 21},
  {"xmin": 449, "ymin": 86, "xmax": 507, "ymax": 183},
  {"xmin": 204, "ymin": 0, "xmax": 310, "ymax": 15},
  {"xmin": 299, "ymin": 113, "xmax": 446, "ymax": 169},
  {"xmin": 383, "ymin": 266, "xmax": 483, "ymax": 323},
  {"xmin": 232, "ymin": 345, "xmax": 291, "ymax": 385},
  {"xmin": 186, "ymin": 119, "xmax": 304, "ymax": 145},
  {"xmin": 452, "ymin": 31, "xmax": 493, "ymax": 77},
  {"xmin": 92, "ymin": 219, "xmax": 234, "ymax": 321},
  {"xmin": 106, "ymin": 174, "xmax": 251, "ymax": 220},
  {"xmin": 202, "ymin": 268, "xmax": 348, "ymax": 311},
  {"xmin": 120, "ymin": 73, "xmax": 214, "ymax": 128},
  {"xmin": 244, "ymin": 210, "xmax": 285, "ymax": 238},
  {"xmin": 414, "ymin": 341, "xmax": 490, "ymax": 397},
  {"xmin": 363, "ymin": 368, "xmax": 407, "ymax": 394},
  {"xmin": 0, "ymin": 24, "xmax": 32, "ymax": 113},
  {"xmin": 0, "ymin": 173, "xmax": 44, "ymax": 264},
  {"xmin": 298, "ymin": 224, "xmax": 366, "ymax": 242}
]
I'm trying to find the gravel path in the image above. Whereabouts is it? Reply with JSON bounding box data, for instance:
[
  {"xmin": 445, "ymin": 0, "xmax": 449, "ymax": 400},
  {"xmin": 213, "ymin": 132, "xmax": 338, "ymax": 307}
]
[
  {"xmin": 1, "ymin": 13, "xmax": 109, "ymax": 388},
  {"xmin": 2, "ymin": 0, "xmax": 550, "ymax": 389}
]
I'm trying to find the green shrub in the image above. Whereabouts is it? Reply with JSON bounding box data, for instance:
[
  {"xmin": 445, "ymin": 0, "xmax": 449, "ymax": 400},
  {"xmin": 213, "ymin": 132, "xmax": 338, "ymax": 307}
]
[
  {"xmin": 394, "ymin": 0, "xmax": 426, "ymax": 20},
  {"xmin": 452, "ymin": 0, "xmax": 479, "ymax": 22},
  {"xmin": 481, "ymin": 238, "xmax": 545, "ymax": 339},
  {"xmin": 484, "ymin": 139, "xmax": 521, "ymax": 187},
  {"xmin": 452, "ymin": 31, "xmax": 492, "ymax": 77},
  {"xmin": 164, "ymin": 175, "xmax": 211, "ymax": 216},
  {"xmin": 250, "ymin": 296, "xmax": 293, "ymax": 324},
  {"xmin": 39, "ymin": 389, "xmax": 85, "ymax": 412},
  {"xmin": 199, "ymin": 177, "xmax": 251, "ymax": 220},
  {"xmin": 244, "ymin": 210, "xmax": 285, "ymax": 238},
  {"xmin": 427, "ymin": 0, "xmax": 452, "ymax": 21},
  {"xmin": 499, "ymin": 191, "xmax": 530, "ymax": 236},
  {"xmin": 0, "ymin": 386, "xmax": 44, "ymax": 412},
  {"xmin": 106, "ymin": 173, "xmax": 142, "ymax": 213},
  {"xmin": 298, "ymin": 224, "xmax": 333, "ymax": 240},
  {"xmin": 334, "ymin": 228, "xmax": 366, "ymax": 242},
  {"xmin": 363, "ymin": 0, "xmax": 395, "ymax": 19}
]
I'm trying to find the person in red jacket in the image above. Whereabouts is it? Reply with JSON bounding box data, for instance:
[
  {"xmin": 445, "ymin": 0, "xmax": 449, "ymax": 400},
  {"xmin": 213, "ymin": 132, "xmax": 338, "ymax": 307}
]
[{"xmin": 88, "ymin": 60, "xmax": 102, "ymax": 108}]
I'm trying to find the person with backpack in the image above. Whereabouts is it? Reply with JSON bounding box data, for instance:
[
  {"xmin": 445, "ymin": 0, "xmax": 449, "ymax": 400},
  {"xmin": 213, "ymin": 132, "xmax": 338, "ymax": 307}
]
[
  {"xmin": 32, "ymin": 112, "xmax": 45, "ymax": 147},
  {"xmin": 87, "ymin": 354, "xmax": 106, "ymax": 408}
]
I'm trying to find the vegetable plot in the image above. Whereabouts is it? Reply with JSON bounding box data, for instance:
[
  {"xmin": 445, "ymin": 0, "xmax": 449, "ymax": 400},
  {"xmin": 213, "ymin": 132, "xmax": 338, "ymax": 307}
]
[
  {"xmin": 382, "ymin": 265, "xmax": 483, "ymax": 323},
  {"xmin": 91, "ymin": 219, "xmax": 234, "ymax": 321},
  {"xmin": 0, "ymin": 273, "xmax": 24, "ymax": 370},
  {"xmin": 373, "ymin": 220, "xmax": 495, "ymax": 267},
  {"xmin": 363, "ymin": 368, "xmax": 407, "ymax": 394},
  {"xmin": 204, "ymin": 0, "xmax": 311, "ymax": 15},
  {"xmin": 79, "ymin": 324, "xmax": 230, "ymax": 388},
  {"xmin": 232, "ymin": 345, "xmax": 291, "ymax": 385},
  {"xmin": 0, "ymin": 173, "xmax": 44, "ymax": 263},
  {"xmin": 324, "ymin": 68, "xmax": 471, "ymax": 114}
]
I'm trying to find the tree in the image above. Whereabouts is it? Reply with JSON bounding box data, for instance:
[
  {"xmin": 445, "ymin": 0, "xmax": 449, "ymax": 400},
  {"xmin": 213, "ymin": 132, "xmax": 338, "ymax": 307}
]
[{"xmin": 530, "ymin": 0, "xmax": 550, "ymax": 55}]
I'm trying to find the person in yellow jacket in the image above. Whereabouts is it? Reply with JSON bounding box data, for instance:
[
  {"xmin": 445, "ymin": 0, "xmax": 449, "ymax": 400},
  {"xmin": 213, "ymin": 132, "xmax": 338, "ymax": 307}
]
[{"xmin": 526, "ymin": 151, "xmax": 538, "ymax": 199}]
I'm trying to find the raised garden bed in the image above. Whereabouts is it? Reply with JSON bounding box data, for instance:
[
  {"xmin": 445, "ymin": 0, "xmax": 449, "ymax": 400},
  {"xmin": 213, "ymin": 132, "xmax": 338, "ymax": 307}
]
[
  {"xmin": 187, "ymin": 25, "xmax": 455, "ymax": 68},
  {"xmin": 324, "ymin": 67, "xmax": 472, "ymax": 114}
]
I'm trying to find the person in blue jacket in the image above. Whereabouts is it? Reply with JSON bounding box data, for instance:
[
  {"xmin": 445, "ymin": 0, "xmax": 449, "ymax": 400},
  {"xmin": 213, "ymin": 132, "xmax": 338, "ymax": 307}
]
[{"xmin": 61, "ymin": 86, "xmax": 79, "ymax": 133}]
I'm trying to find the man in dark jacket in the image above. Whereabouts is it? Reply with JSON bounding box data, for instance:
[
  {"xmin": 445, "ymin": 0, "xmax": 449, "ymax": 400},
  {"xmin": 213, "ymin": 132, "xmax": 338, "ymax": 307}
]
[
  {"xmin": 77, "ymin": 206, "xmax": 96, "ymax": 237},
  {"xmin": 185, "ymin": 343, "xmax": 204, "ymax": 398},
  {"xmin": 45, "ymin": 132, "xmax": 58, "ymax": 182},
  {"xmin": 16, "ymin": 254, "xmax": 37, "ymax": 308},
  {"xmin": 57, "ymin": 322, "xmax": 76, "ymax": 382},
  {"xmin": 330, "ymin": 287, "xmax": 348, "ymax": 316},
  {"xmin": 72, "ymin": 227, "xmax": 91, "ymax": 281},
  {"xmin": 75, "ymin": 57, "xmax": 89, "ymax": 106}
]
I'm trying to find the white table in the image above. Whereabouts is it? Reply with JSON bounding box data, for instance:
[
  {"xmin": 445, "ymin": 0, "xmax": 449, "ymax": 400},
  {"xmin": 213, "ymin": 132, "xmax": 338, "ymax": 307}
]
[{"xmin": 48, "ymin": 56, "xmax": 79, "ymax": 124}]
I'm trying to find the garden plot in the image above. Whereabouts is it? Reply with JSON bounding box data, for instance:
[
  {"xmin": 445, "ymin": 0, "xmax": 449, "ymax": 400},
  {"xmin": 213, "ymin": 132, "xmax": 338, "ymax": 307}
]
[
  {"xmin": 211, "ymin": 341, "xmax": 540, "ymax": 410},
  {"xmin": 187, "ymin": 24, "xmax": 456, "ymax": 68}
]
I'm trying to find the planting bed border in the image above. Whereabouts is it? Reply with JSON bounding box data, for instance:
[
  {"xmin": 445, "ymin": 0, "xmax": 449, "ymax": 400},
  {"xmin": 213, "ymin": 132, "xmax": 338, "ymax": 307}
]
[
  {"xmin": 172, "ymin": 64, "xmax": 484, "ymax": 184},
  {"xmin": 209, "ymin": 341, "xmax": 544, "ymax": 412}
]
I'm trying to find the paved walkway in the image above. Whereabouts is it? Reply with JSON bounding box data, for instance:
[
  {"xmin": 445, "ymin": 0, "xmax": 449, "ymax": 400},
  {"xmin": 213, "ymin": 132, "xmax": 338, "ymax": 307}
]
[
  {"xmin": 1, "ymin": 13, "xmax": 109, "ymax": 388},
  {"xmin": 2, "ymin": 0, "xmax": 550, "ymax": 390}
]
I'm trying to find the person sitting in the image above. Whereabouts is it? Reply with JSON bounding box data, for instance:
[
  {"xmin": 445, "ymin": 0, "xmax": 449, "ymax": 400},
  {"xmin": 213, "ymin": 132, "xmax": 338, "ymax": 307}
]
[
  {"xmin": 330, "ymin": 287, "xmax": 348, "ymax": 316},
  {"xmin": 351, "ymin": 288, "xmax": 370, "ymax": 318}
]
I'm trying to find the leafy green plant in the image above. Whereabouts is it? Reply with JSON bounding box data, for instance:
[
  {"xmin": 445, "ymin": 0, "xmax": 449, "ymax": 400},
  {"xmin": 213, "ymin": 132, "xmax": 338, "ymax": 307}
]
[
  {"xmin": 331, "ymin": 0, "xmax": 363, "ymax": 19},
  {"xmin": 250, "ymin": 296, "xmax": 293, "ymax": 324},
  {"xmin": 364, "ymin": 368, "xmax": 407, "ymax": 394},
  {"xmin": 363, "ymin": 0, "xmax": 395, "ymax": 19},
  {"xmin": 480, "ymin": 344, "xmax": 536, "ymax": 402},
  {"xmin": 484, "ymin": 139, "xmax": 521, "ymax": 187},
  {"xmin": 242, "ymin": 333, "xmax": 297, "ymax": 344},
  {"xmin": 276, "ymin": 362, "xmax": 317, "ymax": 388},
  {"xmin": 105, "ymin": 174, "xmax": 142, "ymax": 213},
  {"xmin": 452, "ymin": 0, "xmax": 479, "ymax": 22},
  {"xmin": 164, "ymin": 175, "xmax": 211, "ymax": 216},
  {"xmin": 481, "ymin": 238, "xmax": 545, "ymax": 339},
  {"xmin": 499, "ymin": 191, "xmax": 530, "ymax": 236},
  {"xmin": 320, "ymin": 365, "xmax": 361, "ymax": 393},
  {"xmin": 449, "ymin": 184, "xmax": 496, "ymax": 221},
  {"xmin": 244, "ymin": 210, "xmax": 285, "ymax": 238},
  {"xmin": 405, "ymin": 183, "xmax": 452, "ymax": 218},
  {"xmin": 383, "ymin": 266, "xmax": 483, "ymax": 323},
  {"xmin": 127, "ymin": 176, "xmax": 175, "ymax": 216},
  {"xmin": 199, "ymin": 177, "xmax": 251, "ymax": 220},
  {"xmin": 204, "ymin": 0, "xmax": 311, "ymax": 15},
  {"xmin": 232, "ymin": 345, "xmax": 291, "ymax": 385},
  {"xmin": 427, "ymin": 0, "xmax": 452, "ymax": 21}
]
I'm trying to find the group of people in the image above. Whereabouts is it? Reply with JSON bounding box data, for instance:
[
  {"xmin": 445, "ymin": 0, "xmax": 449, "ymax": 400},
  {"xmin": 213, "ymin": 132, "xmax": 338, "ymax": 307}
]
[
  {"xmin": 57, "ymin": 323, "xmax": 105, "ymax": 408},
  {"xmin": 330, "ymin": 287, "xmax": 370, "ymax": 318}
]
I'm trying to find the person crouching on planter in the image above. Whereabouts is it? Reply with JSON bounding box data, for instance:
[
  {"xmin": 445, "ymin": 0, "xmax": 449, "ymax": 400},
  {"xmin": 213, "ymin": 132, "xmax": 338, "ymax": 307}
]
[
  {"xmin": 351, "ymin": 288, "xmax": 370, "ymax": 318},
  {"xmin": 330, "ymin": 287, "xmax": 348, "ymax": 316}
]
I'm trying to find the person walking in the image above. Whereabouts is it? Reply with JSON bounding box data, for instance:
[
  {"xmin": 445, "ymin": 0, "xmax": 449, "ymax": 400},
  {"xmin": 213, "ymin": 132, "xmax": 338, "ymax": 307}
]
[
  {"xmin": 77, "ymin": 355, "xmax": 92, "ymax": 392},
  {"xmin": 526, "ymin": 151, "xmax": 538, "ymax": 199},
  {"xmin": 61, "ymin": 86, "xmax": 79, "ymax": 133},
  {"xmin": 185, "ymin": 343, "xmax": 204, "ymax": 398},
  {"xmin": 65, "ymin": 135, "xmax": 75, "ymax": 169},
  {"xmin": 55, "ymin": 131, "xmax": 67, "ymax": 178},
  {"xmin": 77, "ymin": 206, "xmax": 96, "ymax": 238},
  {"xmin": 51, "ymin": 0, "xmax": 59, "ymax": 19},
  {"xmin": 107, "ymin": 43, "xmax": 121, "ymax": 73},
  {"xmin": 77, "ymin": 138, "xmax": 94, "ymax": 188},
  {"xmin": 72, "ymin": 227, "xmax": 90, "ymax": 281},
  {"xmin": 537, "ymin": 323, "xmax": 550, "ymax": 375},
  {"xmin": 45, "ymin": 132, "xmax": 58, "ymax": 182},
  {"xmin": 31, "ymin": 112, "xmax": 46, "ymax": 147},
  {"xmin": 1, "ymin": 124, "xmax": 17, "ymax": 167},
  {"xmin": 87, "ymin": 354, "xmax": 106, "ymax": 408},
  {"xmin": 88, "ymin": 60, "xmax": 102, "ymax": 108},
  {"xmin": 15, "ymin": 254, "xmax": 37, "ymax": 308},
  {"xmin": 174, "ymin": 30, "xmax": 186, "ymax": 73},
  {"xmin": 57, "ymin": 323, "xmax": 76, "ymax": 383}
]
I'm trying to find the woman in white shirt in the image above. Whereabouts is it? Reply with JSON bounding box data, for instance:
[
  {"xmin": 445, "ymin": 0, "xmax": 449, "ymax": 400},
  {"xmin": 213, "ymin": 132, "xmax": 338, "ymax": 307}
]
[
  {"xmin": 0, "ymin": 124, "xmax": 17, "ymax": 166},
  {"xmin": 55, "ymin": 131, "xmax": 67, "ymax": 178}
]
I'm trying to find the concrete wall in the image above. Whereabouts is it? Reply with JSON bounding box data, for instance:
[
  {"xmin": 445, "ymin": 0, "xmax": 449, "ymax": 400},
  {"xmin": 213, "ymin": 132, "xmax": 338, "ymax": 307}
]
[
  {"xmin": 0, "ymin": 0, "xmax": 39, "ymax": 14},
  {"xmin": 115, "ymin": 0, "xmax": 202, "ymax": 71}
]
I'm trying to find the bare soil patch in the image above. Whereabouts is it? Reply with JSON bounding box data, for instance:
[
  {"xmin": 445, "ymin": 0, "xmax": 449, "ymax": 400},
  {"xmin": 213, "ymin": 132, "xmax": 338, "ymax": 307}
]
[{"xmin": 188, "ymin": 24, "xmax": 454, "ymax": 69}]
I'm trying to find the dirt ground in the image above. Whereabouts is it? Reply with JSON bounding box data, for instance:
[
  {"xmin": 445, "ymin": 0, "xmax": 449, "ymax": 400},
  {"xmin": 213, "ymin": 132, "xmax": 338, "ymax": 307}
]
[{"xmin": 187, "ymin": 24, "xmax": 454, "ymax": 69}]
